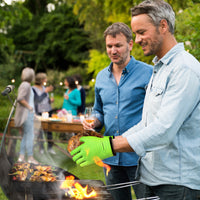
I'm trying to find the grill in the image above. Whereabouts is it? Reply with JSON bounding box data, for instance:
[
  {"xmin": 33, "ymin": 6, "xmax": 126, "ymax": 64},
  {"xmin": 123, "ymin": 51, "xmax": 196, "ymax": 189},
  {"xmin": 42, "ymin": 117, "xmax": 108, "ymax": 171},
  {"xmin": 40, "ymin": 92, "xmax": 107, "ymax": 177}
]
[
  {"xmin": 13, "ymin": 179, "xmax": 113, "ymax": 200},
  {"xmin": 1, "ymin": 151, "xmax": 159, "ymax": 200},
  {"xmin": 0, "ymin": 144, "xmax": 159, "ymax": 200},
  {"xmin": 9, "ymin": 162, "xmax": 113, "ymax": 200}
]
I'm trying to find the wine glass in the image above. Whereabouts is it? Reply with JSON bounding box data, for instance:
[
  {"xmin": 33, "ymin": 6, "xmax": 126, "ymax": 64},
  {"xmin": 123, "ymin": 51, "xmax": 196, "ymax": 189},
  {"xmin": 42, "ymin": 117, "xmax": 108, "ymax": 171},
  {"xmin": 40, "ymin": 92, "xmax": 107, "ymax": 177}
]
[{"xmin": 85, "ymin": 107, "xmax": 96, "ymax": 124}]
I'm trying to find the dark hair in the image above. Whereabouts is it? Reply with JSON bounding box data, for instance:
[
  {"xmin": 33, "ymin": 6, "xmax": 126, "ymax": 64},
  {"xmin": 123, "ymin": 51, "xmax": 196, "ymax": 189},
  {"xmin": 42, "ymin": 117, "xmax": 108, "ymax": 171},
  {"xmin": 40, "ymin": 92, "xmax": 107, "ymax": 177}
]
[
  {"xmin": 104, "ymin": 22, "xmax": 133, "ymax": 43},
  {"xmin": 65, "ymin": 76, "xmax": 77, "ymax": 89},
  {"xmin": 131, "ymin": 0, "xmax": 175, "ymax": 34},
  {"xmin": 73, "ymin": 74, "xmax": 83, "ymax": 85}
]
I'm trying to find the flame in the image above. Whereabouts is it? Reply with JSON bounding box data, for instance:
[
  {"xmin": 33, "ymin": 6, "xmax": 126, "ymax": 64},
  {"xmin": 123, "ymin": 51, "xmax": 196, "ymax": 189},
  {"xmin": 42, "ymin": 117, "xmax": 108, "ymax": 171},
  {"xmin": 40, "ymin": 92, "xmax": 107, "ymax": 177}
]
[
  {"xmin": 94, "ymin": 157, "xmax": 111, "ymax": 176},
  {"xmin": 60, "ymin": 175, "xmax": 97, "ymax": 199}
]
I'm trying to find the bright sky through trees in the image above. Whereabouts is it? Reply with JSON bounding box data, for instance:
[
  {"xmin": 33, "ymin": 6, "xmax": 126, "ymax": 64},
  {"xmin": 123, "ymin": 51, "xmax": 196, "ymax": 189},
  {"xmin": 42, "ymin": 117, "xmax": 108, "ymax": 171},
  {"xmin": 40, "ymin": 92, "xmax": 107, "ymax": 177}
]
[{"xmin": 4, "ymin": 0, "xmax": 24, "ymax": 5}]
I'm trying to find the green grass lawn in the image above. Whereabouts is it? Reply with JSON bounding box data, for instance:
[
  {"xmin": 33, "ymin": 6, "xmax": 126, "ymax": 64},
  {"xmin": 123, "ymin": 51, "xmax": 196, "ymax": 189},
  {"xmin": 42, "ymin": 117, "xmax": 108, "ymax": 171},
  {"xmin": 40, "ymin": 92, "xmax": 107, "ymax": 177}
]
[{"xmin": 0, "ymin": 188, "xmax": 8, "ymax": 200}]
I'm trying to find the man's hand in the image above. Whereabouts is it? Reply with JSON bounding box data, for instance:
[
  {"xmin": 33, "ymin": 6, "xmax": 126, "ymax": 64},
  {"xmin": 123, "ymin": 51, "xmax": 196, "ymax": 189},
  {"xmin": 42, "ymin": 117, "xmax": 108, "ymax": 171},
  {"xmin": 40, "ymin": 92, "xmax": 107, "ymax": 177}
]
[
  {"xmin": 82, "ymin": 117, "xmax": 102, "ymax": 131},
  {"xmin": 70, "ymin": 136, "xmax": 114, "ymax": 167},
  {"xmin": 82, "ymin": 118, "xmax": 95, "ymax": 130}
]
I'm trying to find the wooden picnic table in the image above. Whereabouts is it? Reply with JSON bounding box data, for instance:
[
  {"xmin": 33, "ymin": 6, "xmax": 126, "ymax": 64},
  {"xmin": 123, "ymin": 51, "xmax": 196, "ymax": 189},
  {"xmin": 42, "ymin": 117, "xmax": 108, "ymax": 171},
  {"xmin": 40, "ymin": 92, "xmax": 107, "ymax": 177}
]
[
  {"xmin": 8, "ymin": 117, "xmax": 84, "ymax": 135},
  {"xmin": 6, "ymin": 118, "xmax": 84, "ymax": 157}
]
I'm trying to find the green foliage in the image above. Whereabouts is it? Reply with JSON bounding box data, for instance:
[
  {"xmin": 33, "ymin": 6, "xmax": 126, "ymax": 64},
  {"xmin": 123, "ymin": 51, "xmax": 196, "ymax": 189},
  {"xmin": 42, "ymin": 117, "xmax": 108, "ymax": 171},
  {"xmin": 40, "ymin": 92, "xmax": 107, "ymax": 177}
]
[
  {"xmin": 51, "ymin": 93, "xmax": 64, "ymax": 110},
  {"xmin": 87, "ymin": 50, "xmax": 110, "ymax": 77},
  {"xmin": 6, "ymin": 2, "xmax": 90, "ymax": 71},
  {"xmin": 46, "ymin": 66, "xmax": 89, "ymax": 86},
  {"xmin": 0, "ymin": 187, "xmax": 7, "ymax": 200},
  {"xmin": 0, "ymin": 2, "xmax": 32, "ymax": 27},
  {"xmin": 23, "ymin": 0, "xmax": 49, "ymax": 16},
  {"xmin": 35, "ymin": 6, "xmax": 90, "ymax": 70},
  {"xmin": 167, "ymin": 0, "xmax": 195, "ymax": 10},
  {"xmin": 71, "ymin": 0, "xmax": 106, "ymax": 51},
  {"xmin": 103, "ymin": 0, "xmax": 141, "ymax": 25},
  {"xmin": 0, "ymin": 2, "xmax": 31, "ymax": 64},
  {"xmin": 0, "ymin": 35, "xmax": 14, "ymax": 64},
  {"xmin": 176, "ymin": 3, "xmax": 200, "ymax": 61},
  {"xmin": 86, "ymin": 50, "xmax": 110, "ymax": 98}
]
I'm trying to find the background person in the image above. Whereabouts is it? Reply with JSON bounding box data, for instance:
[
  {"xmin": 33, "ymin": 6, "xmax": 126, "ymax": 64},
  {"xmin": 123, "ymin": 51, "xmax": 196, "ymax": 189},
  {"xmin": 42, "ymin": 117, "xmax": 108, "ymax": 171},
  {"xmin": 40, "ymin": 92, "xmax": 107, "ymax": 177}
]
[
  {"xmin": 14, "ymin": 67, "xmax": 39, "ymax": 164},
  {"xmin": 32, "ymin": 72, "xmax": 56, "ymax": 155},
  {"xmin": 62, "ymin": 76, "xmax": 81, "ymax": 116},
  {"xmin": 71, "ymin": 1, "xmax": 200, "ymax": 199},
  {"xmin": 82, "ymin": 22, "xmax": 153, "ymax": 200}
]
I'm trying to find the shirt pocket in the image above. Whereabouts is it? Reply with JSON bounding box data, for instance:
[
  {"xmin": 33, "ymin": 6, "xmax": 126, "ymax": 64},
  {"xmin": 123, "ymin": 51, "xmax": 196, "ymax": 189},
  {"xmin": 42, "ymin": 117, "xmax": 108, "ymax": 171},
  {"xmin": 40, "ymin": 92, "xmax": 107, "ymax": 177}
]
[
  {"xmin": 148, "ymin": 86, "xmax": 164, "ymax": 114},
  {"xmin": 151, "ymin": 87, "xmax": 163, "ymax": 97}
]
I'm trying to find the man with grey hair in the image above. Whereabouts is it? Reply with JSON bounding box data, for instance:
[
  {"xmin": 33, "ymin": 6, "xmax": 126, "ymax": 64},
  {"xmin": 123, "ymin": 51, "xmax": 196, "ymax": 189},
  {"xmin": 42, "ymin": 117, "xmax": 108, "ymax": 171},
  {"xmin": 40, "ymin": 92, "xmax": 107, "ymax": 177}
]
[
  {"xmin": 81, "ymin": 22, "xmax": 153, "ymax": 200},
  {"xmin": 71, "ymin": 1, "xmax": 200, "ymax": 199}
]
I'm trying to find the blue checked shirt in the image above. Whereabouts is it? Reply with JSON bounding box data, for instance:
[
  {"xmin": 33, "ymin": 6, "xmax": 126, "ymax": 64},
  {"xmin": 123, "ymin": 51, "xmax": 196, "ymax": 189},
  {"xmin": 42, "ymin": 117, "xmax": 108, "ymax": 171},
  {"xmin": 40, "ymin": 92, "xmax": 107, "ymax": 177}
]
[
  {"xmin": 123, "ymin": 43, "xmax": 200, "ymax": 189},
  {"xmin": 94, "ymin": 56, "xmax": 153, "ymax": 166}
]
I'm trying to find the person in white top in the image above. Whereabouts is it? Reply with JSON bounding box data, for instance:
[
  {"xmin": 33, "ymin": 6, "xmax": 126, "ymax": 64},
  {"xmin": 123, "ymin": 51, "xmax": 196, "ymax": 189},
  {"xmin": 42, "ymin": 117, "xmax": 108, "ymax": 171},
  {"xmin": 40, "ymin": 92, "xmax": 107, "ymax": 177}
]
[{"xmin": 32, "ymin": 73, "xmax": 56, "ymax": 155}]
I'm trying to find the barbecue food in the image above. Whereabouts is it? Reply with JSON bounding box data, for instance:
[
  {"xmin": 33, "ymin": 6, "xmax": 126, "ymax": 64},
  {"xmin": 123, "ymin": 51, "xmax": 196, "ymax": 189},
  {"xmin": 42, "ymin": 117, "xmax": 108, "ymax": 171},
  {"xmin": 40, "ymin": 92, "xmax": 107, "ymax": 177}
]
[
  {"xmin": 67, "ymin": 130, "xmax": 103, "ymax": 153},
  {"xmin": 9, "ymin": 163, "xmax": 58, "ymax": 182}
]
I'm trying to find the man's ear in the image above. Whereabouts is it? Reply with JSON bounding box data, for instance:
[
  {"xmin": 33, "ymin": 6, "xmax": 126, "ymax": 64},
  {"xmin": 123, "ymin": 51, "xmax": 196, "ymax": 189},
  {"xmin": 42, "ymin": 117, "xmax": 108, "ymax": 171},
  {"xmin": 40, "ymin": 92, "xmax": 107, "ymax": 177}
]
[
  {"xmin": 129, "ymin": 39, "xmax": 134, "ymax": 51},
  {"xmin": 159, "ymin": 19, "xmax": 169, "ymax": 33}
]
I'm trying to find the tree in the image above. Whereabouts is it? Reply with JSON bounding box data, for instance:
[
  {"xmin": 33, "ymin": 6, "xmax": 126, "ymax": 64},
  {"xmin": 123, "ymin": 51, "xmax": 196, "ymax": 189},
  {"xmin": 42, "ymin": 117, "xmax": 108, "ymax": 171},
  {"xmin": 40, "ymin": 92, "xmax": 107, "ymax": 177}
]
[
  {"xmin": 0, "ymin": 1, "xmax": 31, "ymax": 63},
  {"xmin": 23, "ymin": 0, "xmax": 49, "ymax": 16},
  {"xmin": 176, "ymin": 3, "xmax": 200, "ymax": 61},
  {"xmin": 0, "ymin": 1, "xmax": 32, "ymax": 82},
  {"xmin": 7, "ymin": 1, "xmax": 90, "ymax": 71},
  {"xmin": 34, "ymin": 4, "xmax": 90, "ymax": 71}
]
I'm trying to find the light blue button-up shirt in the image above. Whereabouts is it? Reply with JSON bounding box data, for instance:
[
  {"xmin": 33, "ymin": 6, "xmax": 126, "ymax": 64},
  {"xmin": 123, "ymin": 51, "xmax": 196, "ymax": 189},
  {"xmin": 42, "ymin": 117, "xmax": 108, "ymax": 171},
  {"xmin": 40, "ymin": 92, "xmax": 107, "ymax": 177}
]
[
  {"xmin": 123, "ymin": 43, "xmax": 200, "ymax": 189},
  {"xmin": 94, "ymin": 56, "xmax": 153, "ymax": 166}
]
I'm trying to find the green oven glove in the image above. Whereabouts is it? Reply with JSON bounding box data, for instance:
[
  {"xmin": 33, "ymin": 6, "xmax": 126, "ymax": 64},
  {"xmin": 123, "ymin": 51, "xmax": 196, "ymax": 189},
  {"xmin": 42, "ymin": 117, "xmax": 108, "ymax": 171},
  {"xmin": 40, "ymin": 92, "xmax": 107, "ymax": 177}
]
[{"xmin": 70, "ymin": 136, "xmax": 115, "ymax": 167}]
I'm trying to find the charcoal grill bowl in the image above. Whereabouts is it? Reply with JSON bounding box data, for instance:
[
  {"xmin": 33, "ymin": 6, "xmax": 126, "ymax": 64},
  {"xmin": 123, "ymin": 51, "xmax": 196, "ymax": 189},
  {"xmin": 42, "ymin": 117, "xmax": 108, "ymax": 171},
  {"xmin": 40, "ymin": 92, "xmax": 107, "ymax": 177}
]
[{"xmin": 10, "ymin": 164, "xmax": 79, "ymax": 199}]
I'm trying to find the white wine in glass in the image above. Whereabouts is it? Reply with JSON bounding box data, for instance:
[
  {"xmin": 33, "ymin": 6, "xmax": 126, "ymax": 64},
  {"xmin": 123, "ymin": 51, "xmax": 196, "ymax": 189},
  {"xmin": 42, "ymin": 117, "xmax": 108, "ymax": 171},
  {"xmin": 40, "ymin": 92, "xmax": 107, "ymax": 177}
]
[{"xmin": 85, "ymin": 107, "xmax": 95, "ymax": 124}]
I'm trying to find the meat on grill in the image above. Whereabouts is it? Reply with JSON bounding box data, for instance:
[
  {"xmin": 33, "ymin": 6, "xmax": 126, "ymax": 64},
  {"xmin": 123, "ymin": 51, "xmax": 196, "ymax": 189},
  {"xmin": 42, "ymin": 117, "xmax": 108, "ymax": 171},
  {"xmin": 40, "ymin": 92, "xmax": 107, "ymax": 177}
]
[{"xmin": 9, "ymin": 163, "xmax": 58, "ymax": 182}]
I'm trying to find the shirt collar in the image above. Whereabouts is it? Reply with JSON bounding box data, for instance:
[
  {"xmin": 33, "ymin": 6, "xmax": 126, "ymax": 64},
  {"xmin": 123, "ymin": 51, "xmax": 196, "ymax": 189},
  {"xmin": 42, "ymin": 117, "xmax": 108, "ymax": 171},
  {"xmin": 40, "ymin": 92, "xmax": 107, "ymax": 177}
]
[{"xmin": 153, "ymin": 43, "xmax": 184, "ymax": 66}]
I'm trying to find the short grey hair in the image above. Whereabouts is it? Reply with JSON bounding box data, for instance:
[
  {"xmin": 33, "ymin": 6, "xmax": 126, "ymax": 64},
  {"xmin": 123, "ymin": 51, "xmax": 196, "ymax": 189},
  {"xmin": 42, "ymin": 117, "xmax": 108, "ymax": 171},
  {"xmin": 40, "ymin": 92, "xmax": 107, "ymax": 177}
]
[
  {"xmin": 21, "ymin": 67, "xmax": 35, "ymax": 83},
  {"xmin": 131, "ymin": 0, "xmax": 175, "ymax": 34},
  {"xmin": 104, "ymin": 22, "xmax": 133, "ymax": 43}
]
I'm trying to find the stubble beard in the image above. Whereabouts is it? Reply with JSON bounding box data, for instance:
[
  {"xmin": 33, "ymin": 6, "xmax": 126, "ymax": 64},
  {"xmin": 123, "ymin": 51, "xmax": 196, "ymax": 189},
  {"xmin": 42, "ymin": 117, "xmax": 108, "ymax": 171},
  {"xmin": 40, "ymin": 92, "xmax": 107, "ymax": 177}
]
[
  {"xmin": 144, "ymin": 28, "xmax": 162, "ymax": 57},
  {"xmin": 145, "ymin": 39, "xmax": 162, "ymax": 56},
  {"xmin": 113, "ymin": 46, "xmax": 130, "ymax": 67}
]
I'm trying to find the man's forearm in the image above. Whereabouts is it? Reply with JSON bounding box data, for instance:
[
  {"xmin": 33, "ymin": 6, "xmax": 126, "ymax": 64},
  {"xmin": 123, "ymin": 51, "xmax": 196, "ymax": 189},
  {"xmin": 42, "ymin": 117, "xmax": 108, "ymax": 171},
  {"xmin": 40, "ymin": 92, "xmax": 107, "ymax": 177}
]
[{"xmin": 112, "ymin": 136, "xmax": 134, "ymax": 153}]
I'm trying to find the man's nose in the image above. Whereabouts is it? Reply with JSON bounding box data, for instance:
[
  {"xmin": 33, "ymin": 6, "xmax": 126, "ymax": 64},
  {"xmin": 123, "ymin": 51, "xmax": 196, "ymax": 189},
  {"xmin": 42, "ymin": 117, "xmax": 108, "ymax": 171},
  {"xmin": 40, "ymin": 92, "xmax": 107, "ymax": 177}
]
[
  {"xmin": 135, "ymin": 34, "xmax": 142, "ymax": 44},
  {"xmin": 111, "ymin": 46, "xmax": 117, "ymax": 53}
]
